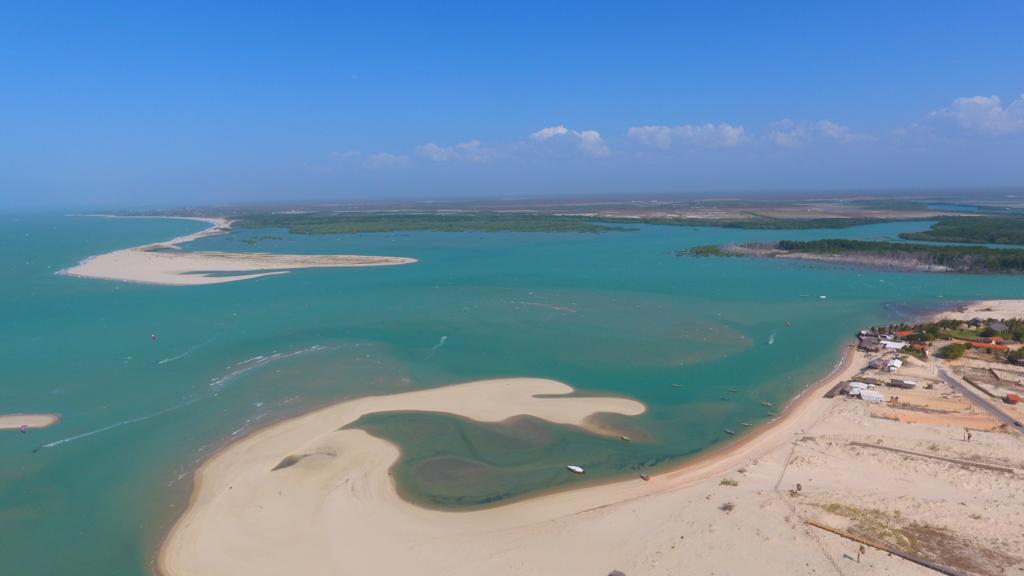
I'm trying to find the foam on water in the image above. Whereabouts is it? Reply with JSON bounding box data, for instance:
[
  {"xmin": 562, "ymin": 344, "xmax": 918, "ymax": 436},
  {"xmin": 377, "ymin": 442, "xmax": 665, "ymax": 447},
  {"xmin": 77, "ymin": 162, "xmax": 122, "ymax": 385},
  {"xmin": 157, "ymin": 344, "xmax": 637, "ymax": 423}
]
[{"xmin": 209, "ymin": 345, "xmax": 328, "ymax": 388}]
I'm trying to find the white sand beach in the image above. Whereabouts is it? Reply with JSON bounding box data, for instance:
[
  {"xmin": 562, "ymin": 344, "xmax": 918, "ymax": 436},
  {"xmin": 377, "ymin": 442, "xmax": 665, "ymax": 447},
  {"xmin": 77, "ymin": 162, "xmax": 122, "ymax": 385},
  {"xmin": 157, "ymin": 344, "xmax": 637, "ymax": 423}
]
[
  {"xmin": 0, "ymin": 413, "xmax": 60, "ymax": 430},
  {"xmin": 934, "ymin": 300, "xmax": 1024, "ymax": 321},
  {"xmin": 159, "ymin": 378, "xmax": 650, "ymax": 575},
  {"xmin": 61, "ymin": 216, "xmax": 416, "ymax": 285},
  {"xmin": 159, "ymin": 346, "xmax": 1024, "ymax": 575}
]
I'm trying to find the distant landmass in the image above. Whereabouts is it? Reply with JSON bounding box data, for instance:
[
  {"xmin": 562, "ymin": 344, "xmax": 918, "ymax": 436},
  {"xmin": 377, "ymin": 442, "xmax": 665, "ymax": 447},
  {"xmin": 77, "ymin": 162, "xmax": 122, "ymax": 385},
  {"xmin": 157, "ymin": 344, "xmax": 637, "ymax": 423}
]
[
  {"xmin": 681, "ymin": 239, "xmax": 1024, "ymax": 274},
  {"xmin": 898, "ymin": 216, "xmax": 1024, "ymax": 245}
]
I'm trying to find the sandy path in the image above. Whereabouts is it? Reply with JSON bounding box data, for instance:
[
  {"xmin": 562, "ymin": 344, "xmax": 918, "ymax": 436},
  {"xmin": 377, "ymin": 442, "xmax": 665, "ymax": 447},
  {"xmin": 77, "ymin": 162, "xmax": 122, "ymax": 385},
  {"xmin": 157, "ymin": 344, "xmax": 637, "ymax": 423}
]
[
  {"xmin": 60, "ymin": 216, "xmax": 416, "ymax": 285},
  {"xmin": 0, "ymin": 413, "xmax": 60, "ymax": 430},
  {"xmin": 160, "ymin": 350, "xmax": 869, "ymax": 576}
]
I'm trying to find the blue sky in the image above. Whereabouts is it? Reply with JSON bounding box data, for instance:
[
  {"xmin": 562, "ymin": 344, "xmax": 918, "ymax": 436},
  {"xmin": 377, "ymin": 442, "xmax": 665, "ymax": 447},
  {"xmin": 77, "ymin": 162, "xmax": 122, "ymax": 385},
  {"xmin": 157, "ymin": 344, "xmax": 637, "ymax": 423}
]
[{"xmin": 2, "ymin": 1, "xmax": 1023, "ymax": 208}]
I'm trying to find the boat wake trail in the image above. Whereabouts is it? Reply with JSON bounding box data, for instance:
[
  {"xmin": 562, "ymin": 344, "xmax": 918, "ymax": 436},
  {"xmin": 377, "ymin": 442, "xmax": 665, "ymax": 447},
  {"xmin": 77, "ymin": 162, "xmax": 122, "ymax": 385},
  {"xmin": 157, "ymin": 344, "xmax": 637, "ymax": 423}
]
[
  {"xmin": 40, "ymin": 344, "xmax": 329, "ymax": 450},
  {"xmin": 39, "ymin": 396, "xmax": 204, "ymax": 449},
  {"xmin": 426, "ymin": 336, "xmax": 448, "ymax": 359},
  {"xmin": 158, "ymin": 333, "xmax": 221, "ymax": 365},
  {"xmin": 768, "ymin": 330, "xmax": 777, "ymax": 345}
]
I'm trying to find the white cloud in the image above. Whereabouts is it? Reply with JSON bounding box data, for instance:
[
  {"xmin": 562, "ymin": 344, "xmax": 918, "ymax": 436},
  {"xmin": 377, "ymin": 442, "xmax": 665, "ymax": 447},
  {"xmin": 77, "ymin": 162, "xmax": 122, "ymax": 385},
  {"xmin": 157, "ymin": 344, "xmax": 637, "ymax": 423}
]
[
  {"xmin": 628, "ymin": 123, "xmax": 747, "ymax": 148},
  {"xmin": 529, "ymin": 125, "xmax": 571, "ymax": 140},
  {"xmin": 529, "ymin": 125, "xmax": 609, "ymax": 156},
  {"xmin": 327, "ymin": 150, "xmax": 409, "ymax": 169},
  {"xmin": 416, "ymin": 140, "xmax": 495, "ymax": 162},
  {"xmin": 575, "ymin": 130, "xmax": 609, "ymax": 157},
  {"xmin": 767, "ymin": 119, "xmax": 868, "ymax": 147},
  {"xmin": 927, "ymin": 94, "xmax": 1024, "ymax": 135}
]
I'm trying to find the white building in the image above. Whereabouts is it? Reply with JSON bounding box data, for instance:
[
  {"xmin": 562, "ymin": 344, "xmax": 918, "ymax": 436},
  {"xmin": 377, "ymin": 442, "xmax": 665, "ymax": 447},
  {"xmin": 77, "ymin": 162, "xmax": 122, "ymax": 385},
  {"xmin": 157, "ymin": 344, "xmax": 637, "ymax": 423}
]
[
  {"xmin": 860, "ymin": 389, "xmax": 885, "ymax": 403},
  {"xmin": 887, "ymin": 358, "xmax": 903, "ymax": 372}
]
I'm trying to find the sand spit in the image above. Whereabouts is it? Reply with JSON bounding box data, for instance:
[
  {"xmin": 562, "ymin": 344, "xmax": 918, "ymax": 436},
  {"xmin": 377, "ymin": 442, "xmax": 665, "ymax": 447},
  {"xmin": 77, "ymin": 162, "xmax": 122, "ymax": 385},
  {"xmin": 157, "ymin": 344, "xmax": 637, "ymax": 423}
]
[
  {"xmin": 163, "ymin": 348, "xmax": 1024, "ymax": 575},
  {"xmin": 159, "ymin": 378, "xmax": 648, "ymax": 576},
  {"xmin": 0, "ymin": 413, "xmax": 60, "ymax": 430},
  {"xmin": 934, "ymin": 299, "xmax": 1024, "ymax": 321},
  {"xmin": 160, "ymin": 355, "xmax": 885, "ymax": 576},
  {"xmin": 60, "ymin": 216, "xmax": 416, "ymax": 286}
]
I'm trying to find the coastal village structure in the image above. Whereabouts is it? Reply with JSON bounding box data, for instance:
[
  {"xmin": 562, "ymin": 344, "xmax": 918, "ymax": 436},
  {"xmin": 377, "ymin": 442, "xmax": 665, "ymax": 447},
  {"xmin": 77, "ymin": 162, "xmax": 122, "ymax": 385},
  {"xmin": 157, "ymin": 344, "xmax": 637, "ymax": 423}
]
[{"xmin": 857, "ymin": 331, "xmax": 908, "ymax": 353}]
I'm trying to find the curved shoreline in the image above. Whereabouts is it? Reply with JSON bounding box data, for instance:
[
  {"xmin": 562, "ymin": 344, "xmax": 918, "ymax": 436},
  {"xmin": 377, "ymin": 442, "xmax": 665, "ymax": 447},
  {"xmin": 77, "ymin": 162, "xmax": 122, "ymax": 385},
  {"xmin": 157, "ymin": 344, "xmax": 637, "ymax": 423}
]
[
  {"xmin": 60, "ymin": 215, "xmax": 416, "ymax": 285},
  {"xmin": 929, "ymin": 299, "xmax": 1024, "ymax": 321},
  {"xmin": 0, "ymin": 412, "xmax": 61, "ymax": 430},
  {"xmin": 157, "ymin": 378, "xmax": 647, "ymax": 575},
  {"xmin": 157, "ymin": 347, "xmax": 867, "ymax": 576},
  {"xmin": 654, "ymin": 343, "xmax": 858, "ymax": 484}
]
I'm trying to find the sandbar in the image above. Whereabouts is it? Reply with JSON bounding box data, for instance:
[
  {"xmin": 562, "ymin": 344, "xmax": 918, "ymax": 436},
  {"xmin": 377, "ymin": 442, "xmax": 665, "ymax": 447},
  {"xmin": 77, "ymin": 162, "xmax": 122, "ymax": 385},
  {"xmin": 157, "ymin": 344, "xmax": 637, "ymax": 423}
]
[
  {"xmin": 161, "ymin": 342, "xmax": 1024, "ymax": 575},
  {"xmin": 159, "ymin": 355, "xmax": 874, "ymax": 576},
  {"xmin": 60, "ymin": 216, "xmax": 416, "ymax": 286},
  {"xmin": 0, "ymin": 413, "xmax": 60, "ymax": 430}
]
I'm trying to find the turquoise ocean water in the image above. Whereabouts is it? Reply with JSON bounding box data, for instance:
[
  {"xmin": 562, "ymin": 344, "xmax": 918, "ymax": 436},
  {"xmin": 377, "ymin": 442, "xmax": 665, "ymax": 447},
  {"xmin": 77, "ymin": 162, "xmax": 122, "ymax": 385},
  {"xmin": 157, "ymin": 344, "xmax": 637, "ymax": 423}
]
[{"xmin": 2, "ymin": 214, "xmax": 1023, "ymax": 575}]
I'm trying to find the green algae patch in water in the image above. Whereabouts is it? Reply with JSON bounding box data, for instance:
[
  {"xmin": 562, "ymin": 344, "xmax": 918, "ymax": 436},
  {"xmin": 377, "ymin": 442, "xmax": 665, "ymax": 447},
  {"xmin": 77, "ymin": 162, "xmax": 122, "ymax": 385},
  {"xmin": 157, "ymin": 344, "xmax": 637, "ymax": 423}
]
[{"xmin": 348, "ymin": 411, "xmax": 657, "ymax": 508}]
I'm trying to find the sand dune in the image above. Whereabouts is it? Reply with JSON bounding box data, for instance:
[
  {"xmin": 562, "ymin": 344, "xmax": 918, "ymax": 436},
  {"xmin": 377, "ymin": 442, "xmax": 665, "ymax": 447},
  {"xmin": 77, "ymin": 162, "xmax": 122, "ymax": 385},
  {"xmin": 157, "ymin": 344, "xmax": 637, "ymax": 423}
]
[
  {"xmin": 61, "ymin": 216, "xmax": 416, "ymax": 286},
  {"xmin": 0, "ymin": 413, "xmax": 60, "ymax": 430}
]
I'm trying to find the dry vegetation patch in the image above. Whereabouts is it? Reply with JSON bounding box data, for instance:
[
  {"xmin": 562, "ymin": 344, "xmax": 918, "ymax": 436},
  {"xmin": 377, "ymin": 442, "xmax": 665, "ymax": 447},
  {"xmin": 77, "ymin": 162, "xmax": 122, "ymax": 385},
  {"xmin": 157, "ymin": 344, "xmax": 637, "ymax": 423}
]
[{"xmin": 820, "ymin": 503, "xmax": 1020, "ymax": 575}]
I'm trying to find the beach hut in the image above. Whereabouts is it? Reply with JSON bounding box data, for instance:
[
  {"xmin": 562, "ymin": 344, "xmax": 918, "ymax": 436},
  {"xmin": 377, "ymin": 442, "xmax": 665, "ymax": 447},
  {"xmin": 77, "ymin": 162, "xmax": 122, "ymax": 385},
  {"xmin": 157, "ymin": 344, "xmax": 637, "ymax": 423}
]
[
  {"xmin": 860, "ymin": 389, "xmax": 885, "ymax": 403},
  {"xmin": 973, "ymin": 341, "xmax": 1009, "ymax": 352},
  {"xmin": 858, "ymin": 335, "xmax": 882, "ymax": 352},
  {"xmin": 887, "ymin": 359, "xmax": 903, "ymax": 372}
]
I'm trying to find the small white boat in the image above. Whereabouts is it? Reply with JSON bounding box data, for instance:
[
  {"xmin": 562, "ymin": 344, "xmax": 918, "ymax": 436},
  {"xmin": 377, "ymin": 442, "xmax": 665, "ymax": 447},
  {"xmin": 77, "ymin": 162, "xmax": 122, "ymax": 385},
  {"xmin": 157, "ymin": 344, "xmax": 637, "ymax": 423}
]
[{"xmin": 567, "ymin": 465, "xmax": 585, "ymax": 474}]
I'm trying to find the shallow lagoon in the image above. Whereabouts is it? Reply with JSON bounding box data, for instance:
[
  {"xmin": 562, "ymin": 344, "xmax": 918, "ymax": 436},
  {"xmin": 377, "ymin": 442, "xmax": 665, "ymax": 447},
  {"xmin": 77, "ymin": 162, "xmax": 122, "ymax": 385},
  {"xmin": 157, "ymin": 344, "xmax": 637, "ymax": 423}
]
[{"xmin": 2, "ymin": 214, "xmax": 1023, "ymax": 574}]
